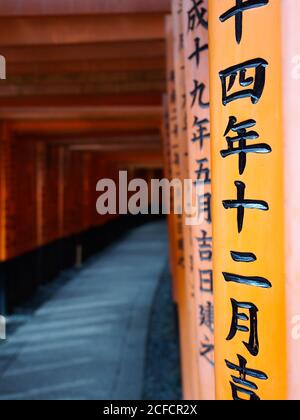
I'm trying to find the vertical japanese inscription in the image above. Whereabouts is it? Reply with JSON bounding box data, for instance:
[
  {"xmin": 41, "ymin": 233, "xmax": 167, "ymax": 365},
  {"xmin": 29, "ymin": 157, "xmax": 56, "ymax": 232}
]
[
  {"xmin": 166, "ymin": 18, "xmax": 185, "ymax": 295},
  {"xmin": 183, "ymin": 0, "xmax": 215, "ymax": 399},
  {"xmin": 173, "ymin": 0, "xmax": 202, "ymax": 399},
  {"xmin": 209, "ymin": 0, "xmax": 287, "ymax": 400}
]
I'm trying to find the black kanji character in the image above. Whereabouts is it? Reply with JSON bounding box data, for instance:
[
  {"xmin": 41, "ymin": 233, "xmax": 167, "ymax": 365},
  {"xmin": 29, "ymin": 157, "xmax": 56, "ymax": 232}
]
[
  {"xmin": 219, "ymin": 0, "xmax": 269, "ymax": 44},
  {"xmin": 188, "ymin": 0, "xmax": 208, "ymax": 31},
  {"xmin": 227, "ymin": 299, "xmax": 259, "ymax": 356},
  {"xmin": 191, "ymin": 117, "xmax": 210, "ymax": 150},
  {"xmin": 198, "ymin": 192, "xmax": 212, "ymax": 223},
  {"xmin": 200, "ymin": 335, "xmax": 214, "ymax": 366},
  {"xmin": 226, "ymin": 354, "xmax": 268, "ymax": 400},
  {"xmin": 223, "ymin": 272, "xmax": 271, "ymax": 289},
  {"xmin": 221, "ymin": 116, "xmax": 272, "ymax": 175},
  {"xmin": 197, "ymin": 229, "xmax": 212, "ymax": 261},
  {"xmin": 199, "ymin": 301, "xmax": 214, "ymax": 333},
  {"xmin": 219, "ymin": 58, "xmax": 268, "ymax": 105},
  {"xmin": 230, "ymin": 250, "xmax": 257, "ymax": 263},
  {"xmin": 188, "ymin": 37, "xmax": 208, "ymax": 67},
  {"xmin": 199, "ymin": 269, "xmax": 213, "ymax": 293},
  {"xmin": 223, "ymin": 181, "xmax": 269, "ymax": 233},
  {"xmin": 190, "ymin": 80, "xmax": 209, "ymax": 108},
  {"xmin": 195, "ymin": 158, "xmax": 211, "ymax": 184}
]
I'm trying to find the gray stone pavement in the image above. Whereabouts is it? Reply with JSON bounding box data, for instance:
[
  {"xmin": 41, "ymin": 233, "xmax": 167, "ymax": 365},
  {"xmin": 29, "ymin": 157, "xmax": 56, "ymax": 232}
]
[{"xmin": 0, "ymin": 221, "xmax": 168, "ymax": 400}]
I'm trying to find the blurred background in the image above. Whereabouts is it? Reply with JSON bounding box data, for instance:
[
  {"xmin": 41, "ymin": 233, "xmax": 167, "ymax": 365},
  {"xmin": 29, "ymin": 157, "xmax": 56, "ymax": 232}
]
[{"xmin": 0, "ymin": 0, "xmax": 181, "ymax": 401}]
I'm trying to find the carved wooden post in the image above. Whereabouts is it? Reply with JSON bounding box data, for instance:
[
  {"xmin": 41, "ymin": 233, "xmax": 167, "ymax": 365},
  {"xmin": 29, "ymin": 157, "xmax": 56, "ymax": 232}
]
[
  {"xmin": 0, "ymin": 123, "xmax": 14, "ymax": 262},
  {"xmin": 58, "ymin": 146, "xmax": 66, "ymax": 240},
  {"xmin": 209, "ymin": 0, "xmax": 287, "ymax": 400},
  {"xmin": 166, "ymin": 14, "xmax": 195, "ymax": 399},
  {"xmin": 173, "ymin": 0, "xmax": 205, "ymax": 398},
  {"xmin": 36, "ymin": 142, "xmax": 46, "ymax": 248},
  {"xmin": 0, "ymin": 123, "xmax": 13, "ymax": 313},
  {"xmin": 162, "ymin": 94, "xmax": 178, "ymax": 297},
  {"xmin": 182, "ymin": 0, "xmax": 215, "ymax": 400}
]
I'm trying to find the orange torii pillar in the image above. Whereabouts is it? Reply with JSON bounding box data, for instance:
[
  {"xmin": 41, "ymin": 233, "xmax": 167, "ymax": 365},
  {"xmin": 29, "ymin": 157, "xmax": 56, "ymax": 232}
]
[
  {"xmin": 0, "ymin": 123, "xmax": 11, "ymax": 263},
  {"xmin": 36, "ymin": 142, "xmax": 46, "ymax": 249},
  {"xmin": 58, "ymin": 146, "xmax": 66, "ymax": 241},
  {"xmin": 172, "ymin": 0, "xmax": 202, "ymax": 399},
  {"xmin": 209, "ymin": 0, "xmax": 287, "ymax": 400},
  {"xmin": 165, "ymin": 15, "xmax": 192, "ymax": 399},
  {"xmin": 161, "ymin": 95, "xmax": 178, "ymax": 298},
  {"xmin": 0, "ymin": 123, "xmax": 13, "ymax": 313},
  {"xmin": 182, "ymin": 0, "xmax": 215, "ymax": 400}
]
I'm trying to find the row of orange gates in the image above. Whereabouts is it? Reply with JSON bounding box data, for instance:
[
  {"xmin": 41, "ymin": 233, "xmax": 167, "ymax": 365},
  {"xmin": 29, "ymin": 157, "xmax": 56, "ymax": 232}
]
[{"xmin": 162, "ymin": 0, "xmax": 300, "ymax": 401}]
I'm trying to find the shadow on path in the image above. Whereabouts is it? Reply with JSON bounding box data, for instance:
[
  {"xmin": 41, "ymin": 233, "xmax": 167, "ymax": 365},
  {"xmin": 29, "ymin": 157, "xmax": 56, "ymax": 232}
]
[
  {"xmin": 143, "ymin": 266, "xmax": 182, "ymax": 400},
  {"xmin": 0, "ymin": 221, "xmax": 172, "ymax": 400}
]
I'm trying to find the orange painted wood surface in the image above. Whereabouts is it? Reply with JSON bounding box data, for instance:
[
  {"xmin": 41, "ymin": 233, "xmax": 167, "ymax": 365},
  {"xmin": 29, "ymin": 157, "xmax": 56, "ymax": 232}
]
[
  {"xmin": 209, "ymin": 0, "xmax": 287, "ymax": 400},
  {"xmin": 183, "ymin": 0, "xmax": 215, "ymax": 400},
  {"xmin": 172, "ymin": 0, "xmax": 202, "ymax": 400}
]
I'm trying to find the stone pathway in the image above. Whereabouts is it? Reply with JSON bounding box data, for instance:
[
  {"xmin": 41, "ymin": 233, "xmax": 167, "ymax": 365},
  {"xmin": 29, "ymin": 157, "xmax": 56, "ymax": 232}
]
[{"xmin": 0, "ymin": 221, "xmax": 167, "ymax": 400}]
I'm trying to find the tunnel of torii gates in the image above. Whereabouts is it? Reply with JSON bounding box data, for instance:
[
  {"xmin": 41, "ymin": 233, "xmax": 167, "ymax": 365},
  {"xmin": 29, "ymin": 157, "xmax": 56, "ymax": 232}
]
[{"xmin": 1, "ymin": 0, "xmax": 300, "ymax": 402}]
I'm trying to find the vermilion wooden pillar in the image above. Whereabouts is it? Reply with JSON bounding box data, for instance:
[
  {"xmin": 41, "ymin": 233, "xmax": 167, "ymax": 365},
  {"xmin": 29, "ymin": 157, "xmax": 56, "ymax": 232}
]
[
  {"xmin": 36, "ymin": 142, "xmax": 46, "ymax": 248},
  {"xmin": 172, "ymin": 0, "xmax": 202, "ymax": 399},
  {"xmin": 182, "ymin": 0, "xmax": 215, "ymax": 400},
  {"xmin": 58, "ymin": 146, "xmax": 65, "ymax": 239},
  {"xmin": 209, "ymin": 0, "xmax": 287, "ymax": 400},
  {"xmin": 0, "ymin": 123, "xmax": 8, "ymax": 262},
  {"xmin": 162, "ymin": 95, "xmax": 178, "ymax": 293},
  {"xmin": 82, "ymin": 152, "xmax": 93, "ymax": 232},
  {"xmin": 0, "ymin": 123, "xmax": 13, "ymax": 262},
  {"xmin": 166, "ymin": 15, "xmax": 193, "ymax": 399}
]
